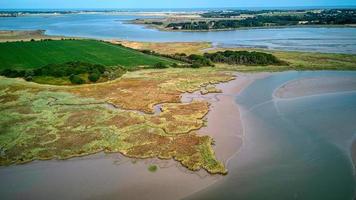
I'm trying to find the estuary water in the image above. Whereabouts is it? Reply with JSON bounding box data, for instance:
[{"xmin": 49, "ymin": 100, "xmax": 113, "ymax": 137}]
[
  {"xmin": 188, "ymin": 71, "xmax": 356, "ymax": 200},
  {"xmin": 0, "ymin": 14, "xmax": 356, "ymax": 54}
]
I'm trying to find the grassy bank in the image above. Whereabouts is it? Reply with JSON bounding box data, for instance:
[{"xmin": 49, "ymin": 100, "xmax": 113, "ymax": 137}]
[
  {"xmin": 114, "ymin": 41, "xmax": 211, "ymax": 55},
  {"xmin": 217, "ymin": 50, "xmax": 356, "ymax": 72},
  {"xmin": 117, "ymin": 41, "xmax": 356, "ymax": 72}
]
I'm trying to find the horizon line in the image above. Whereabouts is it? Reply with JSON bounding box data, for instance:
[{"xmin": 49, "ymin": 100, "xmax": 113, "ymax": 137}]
[{"xmin": 1, "ymin": 5, "xmax": 356, "ymax": 11}]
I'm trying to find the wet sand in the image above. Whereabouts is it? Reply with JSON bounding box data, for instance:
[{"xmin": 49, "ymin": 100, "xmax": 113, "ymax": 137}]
[
  {"xmin": 0, "ymin": 153, "xmax": 222, "ymax": 200},
  {"xmin": 274, "ymin": 75, "xmax": 356, "ymax": 175},
  {"xmin": 0, "ymin": 73, "xmax": 262, "ymax": 200},
  {"xmin": 274, "ymin": 77, "xmax": 356, "ymax": 99},
  {"xmin": 182, "ymin": 73, "xmax": 267, "ymax": 164},
  {"xmin": 352, "ymin": 139, "xmax": 356, "ymax": 173},
  {"xmin": 185, "ymin": 71, "xmax": 356, "ymax": 200}
]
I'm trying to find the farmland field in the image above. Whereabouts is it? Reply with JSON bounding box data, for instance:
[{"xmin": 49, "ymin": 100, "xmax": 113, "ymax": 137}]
[{"xmin": 0, "ymin": 39, "xmax": 178, "ymax": 70}]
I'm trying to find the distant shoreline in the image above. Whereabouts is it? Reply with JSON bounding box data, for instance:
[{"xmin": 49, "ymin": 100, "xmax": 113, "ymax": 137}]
[
  {"xmin": 2, "ymin": 10, "xmax": 355, "ymax": 33},
  {"xmin": 0, "ymin": 30, "xmax": 78, "ymax": 42},
  {"xmin": 130, "ymin": 20, "xmax": 356, "ymax": 32}
]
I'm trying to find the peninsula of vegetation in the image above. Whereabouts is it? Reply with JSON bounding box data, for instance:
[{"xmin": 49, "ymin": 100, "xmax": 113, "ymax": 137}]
[
  {"xmin": 132, "ymin": 9, "xmax": 356, "ymax": 31},
  {"xmin": 0, "ymin": 39, "xmax": 236, "ymax": 174}
]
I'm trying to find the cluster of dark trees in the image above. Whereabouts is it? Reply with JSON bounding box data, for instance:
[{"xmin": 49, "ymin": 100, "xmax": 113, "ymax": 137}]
[
  {"xmin": 166, "ymin": 9, "xmax": 356, "ymax": 30},
  {"xmin": 203, "ymin": 50, "xmax": 285, "ymax": 65},
  {"xmin": 141, "ymin": 49, "xmax": 284, "ymax": 66},
  {"xmin": 303, "ymin": 9, "xmax": 356, "ymax": 24},
  {"xmin": 200, "ymin": 9, "xmax": 355, "ymax": 19},
  {"xmin": 165, "ymin": 53, "xmax": 213, "ymax": 67},
  {"xmin": 167, "ymin": 21, "xmax": 211, "ymax": 30},
  {"xmin": 0, "ymin": 61, "xmax": 107, "ymax": 84},
  {"xmin": 150, "ymin": 21, "xmax": 164, "ymax": 25},
  {"xmin": 165, "ymin": 19, "xmax": 265, "ymax": 30},
  {"xmin": 141, "ymin": 50, "xmax": 214, "ymax": 68},
  {"xmin": 200, "ymin": 10, "xmax": 293, "ymax": 18}
]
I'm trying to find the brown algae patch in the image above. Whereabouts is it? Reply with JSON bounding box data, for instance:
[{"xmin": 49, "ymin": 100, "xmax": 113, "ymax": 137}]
[{"xmin": 0, "ymin": 68, "xmax": 233, "ymax": 174}]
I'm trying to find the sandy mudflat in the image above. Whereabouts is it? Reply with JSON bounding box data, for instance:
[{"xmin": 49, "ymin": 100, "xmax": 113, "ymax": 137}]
[
  {"xmin": 352, "ymin": 139, "xmax": 356, "ymax": 174},
  {"xmin": 275, "ymin": 75, "xmax": 356, "ymax": 176},
  {"xmin": 181, "ymin": 73, "xmax": 267, "ymax": 164},
  {"xmin": 274, "ymin": 77, "xmax": 356, "ymax": 99},
  {"xmin": 0, "ymin": 73, "xmax": 263, "ymax": 200},
  {"xmin": 0, "ymin": 153, "xmax": 221, "ymax": 200}
]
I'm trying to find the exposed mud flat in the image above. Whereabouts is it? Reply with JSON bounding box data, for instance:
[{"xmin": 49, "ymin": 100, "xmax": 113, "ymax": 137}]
[
  {"xmin": 182, "ymin": 73, "xmax": 268, "ymax": 164},
  {"xmin": 352, "ymin": 139, "xmax": 356, "ymax": 174},
  {"xmin": 187, "ymin": 71, "xmax": 356, "ymax": 200},
  {"xmin": 274, "ymin": 77, "xmax": 356, "ymax": 99},
  {"xmin": 0, "ymin": 153, "xmax": 220, "ymax": 200}
]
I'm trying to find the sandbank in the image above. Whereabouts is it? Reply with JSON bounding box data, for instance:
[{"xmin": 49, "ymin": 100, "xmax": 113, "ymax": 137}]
[{"xmin": 274, "ymin": 76, "xmax": 356, "ymax": 99}]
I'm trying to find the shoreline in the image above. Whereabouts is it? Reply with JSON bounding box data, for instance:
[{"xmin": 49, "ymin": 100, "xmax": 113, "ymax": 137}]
[
  {"xmin": 0, "ymin": 30, "xmax": 79, "ymax": 42},
  {"xmin": 130, "ymin": 20, "xmax": 356, "ymax": 32},
  {"xmin": 181, "ymin": 72, "xmax": 268, "ymax": 165}
]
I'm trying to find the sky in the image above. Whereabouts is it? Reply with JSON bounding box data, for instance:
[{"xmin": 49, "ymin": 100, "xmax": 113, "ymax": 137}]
[{"xmin": 0, "ymin": 0, "xmax": 355, "ymax": 9}]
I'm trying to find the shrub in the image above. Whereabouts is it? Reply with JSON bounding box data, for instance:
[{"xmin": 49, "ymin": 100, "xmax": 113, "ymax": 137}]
[
  {"xmin": 0, "ymin": 69, "xmax": 24, "ymax": 78},
  {"xmin": 191, "ymin": 62, "xmax": 202, "ymax": 68},
  {"xmin": 69, "ymin": 74, "xmax": 85, "ymax": 84},
  {"xmin": 154, "ymin": 62, "xmax": 168, "ymax": 69},
  {"xmin": 148, "ymin": 165, "xmax": 158, "ymax": 172},
  {"xmin": 24, "ymin": 70, "xmax": 34, "ymax": 81},
  {"xmin": 24, "ymin": 76, "xmax": 33, "ymax": 81},
  {"xmin": 88, "ymin": 73, "xmax": 101, "ymax": 82},
  {"xmin": 171, "ymin": 63, "xmax": 179, "ymax": 68},
  {"xmin": 141, "ymin": 49, "xmax": 153, "ymax": 54}
]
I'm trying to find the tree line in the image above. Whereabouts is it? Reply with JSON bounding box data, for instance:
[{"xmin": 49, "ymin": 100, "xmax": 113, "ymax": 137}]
[
  {"xmin": 203, "ymin": 50, "xmax": 285, "ymax": 65},
  {"xmin": 1, "ymin": 51, "xmax": 285, "ymax": 84},
  {"xmin": 0, "ymin": 61, "xmax": 110, "ymax": 84},
  {"xmin": 166, "ymin": 9, "xmax": 356, "ymax": 30},
  {"xmin": 141, "ymin": 50, "xmax": 285, "ymax": 66}
]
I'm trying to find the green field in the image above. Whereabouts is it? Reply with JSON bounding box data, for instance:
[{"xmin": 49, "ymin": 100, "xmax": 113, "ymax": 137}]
[{"xmin": 0, "ymin": 39, "xmax": 177, "ymax": 69}]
